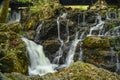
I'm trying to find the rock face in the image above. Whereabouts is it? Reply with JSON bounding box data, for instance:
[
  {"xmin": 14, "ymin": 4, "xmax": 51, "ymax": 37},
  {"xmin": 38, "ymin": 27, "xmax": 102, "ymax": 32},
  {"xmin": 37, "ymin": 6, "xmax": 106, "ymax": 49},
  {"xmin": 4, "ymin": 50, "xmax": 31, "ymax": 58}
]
[{"xmin": 0, "ymin": 22, "xmax": 28, "ymax": 74}]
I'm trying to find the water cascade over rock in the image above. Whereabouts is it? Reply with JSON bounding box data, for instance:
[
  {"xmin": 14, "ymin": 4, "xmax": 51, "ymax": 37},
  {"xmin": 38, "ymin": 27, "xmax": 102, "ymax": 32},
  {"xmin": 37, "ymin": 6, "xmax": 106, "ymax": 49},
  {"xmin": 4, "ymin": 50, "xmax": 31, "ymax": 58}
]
[
  {"xmin": 34, "ymin": 22, "xmax": 44, "ymax": 43},
  {"xmin": 53, "ymin": 13, "xmax": 69, "ymax": 64},
  {"xmin": 21, "ymin": 37, "xmax": 57, "ymax": 76},
  {"xmin": 20, "ymin": 10, "xmax": 120, "ymax": 76},
  {"xmin": 88, "ymin": 13, "xmax": 105, "ymax": 36}
]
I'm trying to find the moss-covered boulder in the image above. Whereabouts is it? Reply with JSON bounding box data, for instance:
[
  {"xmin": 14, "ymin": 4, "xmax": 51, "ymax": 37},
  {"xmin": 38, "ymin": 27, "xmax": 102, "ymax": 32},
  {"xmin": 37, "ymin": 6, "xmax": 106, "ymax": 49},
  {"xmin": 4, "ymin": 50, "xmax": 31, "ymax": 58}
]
[
  {"xmin": 0, "ymin": 53, "xmax": 25, "ymax": 74},
  {"xmin": 30, "ymin": 61, "xmax": 120, "ymax": 80},
  {"xmin": 83, "ymin": 36, "xmax": 110, "ymax": 48},
  {"xmin": 0, "ymin": 22, "xmax": 28, "ymax": 74}
]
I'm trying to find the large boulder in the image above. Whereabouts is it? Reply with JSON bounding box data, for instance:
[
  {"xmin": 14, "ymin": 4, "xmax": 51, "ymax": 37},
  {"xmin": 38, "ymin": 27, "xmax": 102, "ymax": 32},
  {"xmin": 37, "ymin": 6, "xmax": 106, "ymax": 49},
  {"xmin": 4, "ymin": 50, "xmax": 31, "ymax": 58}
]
[
  {"xmin": 0, "ymin": 22, "xmax": 28, "ymax": 74},
  {"xmin": 30, "ymin": 61, "xmax": 120, "ymax": 80}
]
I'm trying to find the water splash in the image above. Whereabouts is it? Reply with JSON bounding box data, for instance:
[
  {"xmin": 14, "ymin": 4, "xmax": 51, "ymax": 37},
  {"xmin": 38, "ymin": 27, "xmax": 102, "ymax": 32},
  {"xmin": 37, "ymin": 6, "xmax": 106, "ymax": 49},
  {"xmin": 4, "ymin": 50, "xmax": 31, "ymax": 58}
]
[{"xmin": 21, "ymin": 37, "xmax": 57, "ymax": 76}]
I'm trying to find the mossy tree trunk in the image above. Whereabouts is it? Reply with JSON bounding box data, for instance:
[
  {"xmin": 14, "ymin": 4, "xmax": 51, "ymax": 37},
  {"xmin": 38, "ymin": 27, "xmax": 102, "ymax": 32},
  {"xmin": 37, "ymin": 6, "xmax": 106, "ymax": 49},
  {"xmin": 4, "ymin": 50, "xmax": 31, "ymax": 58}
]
[{"xmin": 0, "ymin": 0, "xmax": 10, "ymax": 23}]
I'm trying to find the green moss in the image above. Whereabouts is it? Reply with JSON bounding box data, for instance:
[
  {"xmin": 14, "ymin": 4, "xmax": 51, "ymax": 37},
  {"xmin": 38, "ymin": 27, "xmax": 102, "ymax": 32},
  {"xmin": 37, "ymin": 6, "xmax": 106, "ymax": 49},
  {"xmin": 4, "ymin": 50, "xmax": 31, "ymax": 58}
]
[
  {"xmin": 83, "ymin": 36, "xmax": 110, "ymax": 48},
  {"xmin": 40, "ymin": 61, "xmax": 120, "ymax": 80}
]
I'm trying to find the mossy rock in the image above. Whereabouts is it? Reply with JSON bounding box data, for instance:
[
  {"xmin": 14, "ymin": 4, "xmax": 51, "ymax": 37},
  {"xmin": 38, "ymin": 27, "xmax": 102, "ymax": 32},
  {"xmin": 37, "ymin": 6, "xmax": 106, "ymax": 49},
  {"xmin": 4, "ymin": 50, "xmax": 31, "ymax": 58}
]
[
  {"xmin": 5, "ymin": 72, "xmax": 29, "ymax": 80},
  {"xmin": 0, "ymin": 22, "xmax": 23, "ymax": 33},
  {"xmin": 0, "ymin": 72, "xmax": 10, "ymax": 80},
  {"xmin": 0, "ymin": 62, "xmax": 120, "ymax": 80},
  {"xmin": 0, "ymin": 37, "xmax": 28, "ymax": 74},
  {"xmin": 83, "ymin": 36, "xmax": 110, "ymax": 48},
  {"xmin": 0, "ymin": 53, "xmax": 25, "ymax": 74},
  {"xmin": 30, "ymin": 61, "xmax": 120, "ymax": 80}
]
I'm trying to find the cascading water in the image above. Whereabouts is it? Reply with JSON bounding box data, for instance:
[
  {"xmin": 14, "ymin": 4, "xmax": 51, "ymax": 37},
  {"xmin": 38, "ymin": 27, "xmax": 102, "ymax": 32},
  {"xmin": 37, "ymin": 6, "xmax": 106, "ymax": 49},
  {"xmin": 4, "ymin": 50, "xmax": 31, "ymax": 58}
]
[
  {"xmin": 65, "ymin": 32, "xmax": 80, "ymax": 66},
  {"xmin": 105, "ymin": 26, "xmax": 120, "ymax": 37},
  {"xmin": 34, "ymin": 22, "xmax": 44, "ymax": 43},
  {"xmin": 109, "ymin": 47, "xmax": 116, "ymax": 63},
  {"xmin": 82, "ymin": 13, "xmax": 86, "ymax": 26},
  {"xmin": 21, "ymin": 37, "xmax": 57, "ymax": 76},
  {"xmin": 8, "ymin": 10, "xmax": 21, "ymax": 23},
  {"xmin": 79, "ymin": 31, "xmax": 86, "ymax": 61},
  {"xmin": 88, "ymin": 13, "xmax": 105, "ymax": 36},
  {"xmin": 106, "ymin": 11, "xmax": 111, "ymax": 20},
  {"xmin": 53, "ymin": 13, "xmax": 69, "ymax": 64},
  {"xmin": 115, "ymin": 54, "xmax": 120, "ymax": 73}
]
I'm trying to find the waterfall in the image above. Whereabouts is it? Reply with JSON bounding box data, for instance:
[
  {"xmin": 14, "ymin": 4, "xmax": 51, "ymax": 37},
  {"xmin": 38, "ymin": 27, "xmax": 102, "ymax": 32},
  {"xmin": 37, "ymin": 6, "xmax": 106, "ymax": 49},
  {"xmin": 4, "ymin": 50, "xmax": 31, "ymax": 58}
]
[
  {"xmin": 34, "ymin": 22, "xmax": 44, "ymax": 43},
  {"xmin": 79, "ymin": 47, "xmax": 83, "ymax": 61},
  {"xmin": 106, "ymin": 12, "xmax": 111, "ymax": 20},
  {"xmin": 116, "ymin": 54, "xmax": 120, "ymax": 73},
  {"xmin": 65, "ymin": 19, "xmax": 70, "ymax": 43},
  {"xmin": 105, "ymin": 26, "xmax": 120, "ymax": 36},
  {"xmin": 65, "ymin": 32, "xmax": 80, "ymax": 66},
  {"xmin": 82, "ymin": 13, "xmax": 86, "ymax": 26},
  {"xmin": 109, "ymin": 47, "xmax": 116, "ymax": 63},
  {"xmin": 79, "ymin": 31, "xmax": 85, "ymax": 61},
  {"xmin": 53, "ymin": 13, "xmax": 69, "ymax": 64},
  {"xmin": 8, "ymin": 10, "xmax": 21, "ymax": 23},
  {"xmin": 21, "ymin": 37, "xmax": 57, "ymax": 76},
  {"xmin": 52, "ymin": 17, "xmax": 64, "ymax": 64},
  {"xmin": 88, "ymin": 13, "xmax": 104, "ymax": 36}
]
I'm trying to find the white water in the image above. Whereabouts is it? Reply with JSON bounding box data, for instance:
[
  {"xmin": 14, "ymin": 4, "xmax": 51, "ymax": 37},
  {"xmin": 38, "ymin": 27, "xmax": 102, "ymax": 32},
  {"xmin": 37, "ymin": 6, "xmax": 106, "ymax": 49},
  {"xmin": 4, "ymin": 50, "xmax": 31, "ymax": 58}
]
[
  {"xmin": 105, "ymin": 26, "xmax": 120, "ymax": 36},
  {"xmin": 116, "ymin": 54, "xmax": 120, "ymax": 73},
  {"xmin": 88, "ymin": 13, "xmax": 104, "ymax": 36},
  {"xmin": 109, "ymin": 47, "xmax": 116, "ymax": 62},
  {"xmin": 21, "ymin": 37, "xmax": 57, "ymax": 76},
  {"xmin": 34, "ymin": 22, "xmax": 44, "ymax": 43},
  {"xmin": 8, "ymin": 10, "xmax": 21, "ymax": 23},
  {"xmin": 65, "ymin": 19, "xmax": 70, "ymax": 43},
  {"xmin": 52, "ymin": 17, "xmax": 64, "ymax": 64},
  {"xmin": 82, "ymin": 13, "xmax": 86, "ymax": 26},
  {"xmin": 106, "ymin": 12, "xmax": 111, "ymax": 20},
  {"xmin": 53, "ymin": 13, "xmax": 69, "ymax": 64},
  {"xmin": 79, "ymin": 31, "xmax": 85, "ymax": 61},
  {"xmin": 65, "ymin": 32, "xmax": 80, "ymax": 66}
]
